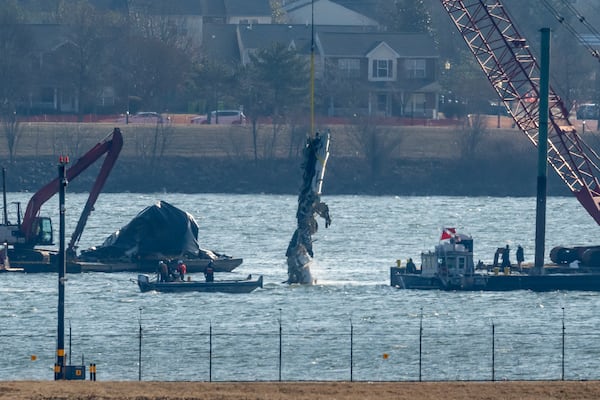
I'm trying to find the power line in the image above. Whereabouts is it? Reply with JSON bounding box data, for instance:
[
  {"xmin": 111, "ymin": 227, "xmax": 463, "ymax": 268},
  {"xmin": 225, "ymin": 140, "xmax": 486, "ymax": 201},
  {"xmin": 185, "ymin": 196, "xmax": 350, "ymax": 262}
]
[{"xmin": 540, "ymin": 0, "xmax": 600, "ymax": 61}]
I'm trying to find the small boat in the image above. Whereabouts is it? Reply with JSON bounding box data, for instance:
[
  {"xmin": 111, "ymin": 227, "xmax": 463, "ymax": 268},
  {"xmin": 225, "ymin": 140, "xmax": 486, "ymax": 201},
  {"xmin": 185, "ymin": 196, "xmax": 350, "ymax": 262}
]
[
  {"xmin": 136, "ymin": 274, "xmax": 263, "ymax": 293},
  {"xmin": 390, "ymin": 228, "xmax": 600, "ymax": 291}
]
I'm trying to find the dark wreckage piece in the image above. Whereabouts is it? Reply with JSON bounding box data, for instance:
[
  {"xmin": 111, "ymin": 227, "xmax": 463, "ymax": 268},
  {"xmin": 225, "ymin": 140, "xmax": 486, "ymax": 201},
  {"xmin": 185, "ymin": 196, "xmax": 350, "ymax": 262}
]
[{"xmin": 286, "ymin": 131, "xmax": 331, "ymax": 284}]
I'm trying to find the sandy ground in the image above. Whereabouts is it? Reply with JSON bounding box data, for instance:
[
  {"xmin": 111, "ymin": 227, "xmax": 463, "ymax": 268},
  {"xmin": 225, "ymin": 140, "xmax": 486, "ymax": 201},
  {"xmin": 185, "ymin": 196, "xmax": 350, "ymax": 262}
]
[{"xmin": 2, "ymin": 381, "xmax": 600, "ymax": 400}]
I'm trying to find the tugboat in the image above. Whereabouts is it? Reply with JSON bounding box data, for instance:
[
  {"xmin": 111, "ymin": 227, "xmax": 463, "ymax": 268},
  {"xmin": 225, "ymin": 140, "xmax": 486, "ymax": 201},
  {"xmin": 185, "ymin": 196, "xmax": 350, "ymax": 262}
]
[{"xmin": 390, "ymin": 229, "xmax": 600, "ymax": 291}]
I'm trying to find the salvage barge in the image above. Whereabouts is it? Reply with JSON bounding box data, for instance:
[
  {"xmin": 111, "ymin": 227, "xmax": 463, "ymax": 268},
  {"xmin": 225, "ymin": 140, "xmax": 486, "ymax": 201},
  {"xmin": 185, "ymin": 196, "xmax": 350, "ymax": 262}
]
[
  {"xmin": 390, "ymin": 230, "xmax": 600, "ymax": 291},
  {"xmin": 77, "ymin": 201, "xmax": 242, "ymax": 274}
]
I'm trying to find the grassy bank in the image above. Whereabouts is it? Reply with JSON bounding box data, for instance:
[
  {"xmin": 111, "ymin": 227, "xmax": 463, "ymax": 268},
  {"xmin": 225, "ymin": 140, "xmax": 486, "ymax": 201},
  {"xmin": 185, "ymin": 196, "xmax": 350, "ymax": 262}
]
[{"xmin": 0, "ymin": 121, "xmax": 569, "ymax": 196}]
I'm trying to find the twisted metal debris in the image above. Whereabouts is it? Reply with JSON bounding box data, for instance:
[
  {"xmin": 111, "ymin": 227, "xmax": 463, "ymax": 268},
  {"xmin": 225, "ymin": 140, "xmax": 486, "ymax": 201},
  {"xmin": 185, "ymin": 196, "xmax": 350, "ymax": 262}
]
[{"xmin": 286, "ymin": 131, "xmax": 331, "ymax": 284}]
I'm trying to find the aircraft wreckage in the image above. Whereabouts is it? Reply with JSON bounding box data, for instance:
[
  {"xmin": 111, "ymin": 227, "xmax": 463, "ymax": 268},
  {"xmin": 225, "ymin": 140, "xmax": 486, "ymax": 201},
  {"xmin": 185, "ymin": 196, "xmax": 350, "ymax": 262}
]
[{"xmin": 286, "ymin": 131, "xmax": 331, "ymax": 284}]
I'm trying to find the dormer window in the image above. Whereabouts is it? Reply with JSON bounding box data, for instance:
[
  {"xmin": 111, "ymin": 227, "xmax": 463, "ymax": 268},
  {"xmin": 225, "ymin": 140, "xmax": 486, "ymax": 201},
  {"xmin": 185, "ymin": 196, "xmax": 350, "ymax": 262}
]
[{"xmin": 372, "ymin": 59, "xmax": 393, "ymax": 79}]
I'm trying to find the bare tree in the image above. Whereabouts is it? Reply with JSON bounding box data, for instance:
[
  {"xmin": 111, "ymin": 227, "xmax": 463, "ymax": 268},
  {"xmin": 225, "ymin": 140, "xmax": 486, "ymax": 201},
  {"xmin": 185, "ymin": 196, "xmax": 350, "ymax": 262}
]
[
  {"xmin": 0, "ymin": 1, "xmax": 32, "ymax": 161},
  {"xmin": 2, "ymin": 110, "xmax": 19, "ymax": 163},
  {"xmin": 52, "ymin": 0, "xmax": 125, "ymax": 118},
  {"xmin": 251, "ymin": 44, "xmax": 308, "ymax": 154},
  {"xmin": 349, "ymin": 116, "xmax": 404, "ymax": 177},
  {"xmin": 459, "ymin": 114, "xmax": 487, "ymax": 159}
]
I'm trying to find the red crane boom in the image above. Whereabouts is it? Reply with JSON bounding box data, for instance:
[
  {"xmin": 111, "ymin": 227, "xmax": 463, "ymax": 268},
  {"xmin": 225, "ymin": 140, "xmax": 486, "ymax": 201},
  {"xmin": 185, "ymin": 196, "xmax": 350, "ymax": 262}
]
[
  {"xmin": 20, "ymin": 128, "xmax": 123, "ymax": 253},
  {"xmin": 439, "ymin": 0, "xmax": 600, "ymax": 225}
]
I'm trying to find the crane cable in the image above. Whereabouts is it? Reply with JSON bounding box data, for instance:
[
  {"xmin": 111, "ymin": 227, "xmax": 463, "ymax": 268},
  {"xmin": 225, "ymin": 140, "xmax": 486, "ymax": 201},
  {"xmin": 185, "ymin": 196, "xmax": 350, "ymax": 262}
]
[{"xmin": 540, "ymin": 0, "xmax": 600, "ymax": 61}]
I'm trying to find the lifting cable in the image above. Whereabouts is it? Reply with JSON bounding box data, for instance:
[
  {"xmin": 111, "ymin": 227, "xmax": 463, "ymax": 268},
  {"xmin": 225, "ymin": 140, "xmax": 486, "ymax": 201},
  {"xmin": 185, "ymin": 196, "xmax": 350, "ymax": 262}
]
[{"xmin": 540, "ymin": 0, "xmax": 600, "ymax": 61}]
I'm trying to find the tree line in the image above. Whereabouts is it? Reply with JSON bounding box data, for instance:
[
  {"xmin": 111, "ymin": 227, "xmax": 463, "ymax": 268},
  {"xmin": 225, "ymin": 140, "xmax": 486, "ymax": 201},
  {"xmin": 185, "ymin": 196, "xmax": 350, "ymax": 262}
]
[{"xmin": 1, "ymin": 0, "xmax": 600, "ymax": 167}]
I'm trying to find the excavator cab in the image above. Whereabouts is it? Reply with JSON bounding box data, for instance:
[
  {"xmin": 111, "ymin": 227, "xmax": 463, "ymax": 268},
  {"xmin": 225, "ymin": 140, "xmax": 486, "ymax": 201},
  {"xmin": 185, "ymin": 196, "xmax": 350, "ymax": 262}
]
[{"xmin": 32, "ymin": 217, "xmax": 53, "ymax": 246}]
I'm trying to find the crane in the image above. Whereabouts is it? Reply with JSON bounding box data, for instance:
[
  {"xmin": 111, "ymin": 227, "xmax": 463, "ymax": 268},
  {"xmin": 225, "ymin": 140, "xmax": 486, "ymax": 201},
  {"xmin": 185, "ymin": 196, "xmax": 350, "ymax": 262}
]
[
  {"xmin": 1, "ymin": 128, "xmax": 123, "ymax": 262},
  {"xmin": 439, "ymin": 0, "xmax": 600, "ymax": 225},
  {"xmin": 439, "ymin": 0, "xmax": 600, "ymax": 264}
]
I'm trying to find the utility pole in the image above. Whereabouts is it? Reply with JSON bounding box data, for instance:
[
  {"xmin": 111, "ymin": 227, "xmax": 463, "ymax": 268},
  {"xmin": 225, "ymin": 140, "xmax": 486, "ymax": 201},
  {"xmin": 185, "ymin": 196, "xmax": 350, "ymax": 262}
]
[
  {"xmin": 54, "ymin": 156, "xmax": 69, "ymax": 380},
  {"xmin": 534, "ymin": 28, "xmax": 550, "ymax": 276}
]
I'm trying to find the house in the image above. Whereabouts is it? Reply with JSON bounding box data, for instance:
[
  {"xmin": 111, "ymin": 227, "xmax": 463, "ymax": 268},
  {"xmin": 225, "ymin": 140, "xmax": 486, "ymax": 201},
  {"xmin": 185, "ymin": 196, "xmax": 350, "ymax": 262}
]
[
  {"xmin": 131, "ymin": 0, "xmax": 272, "ymax": 46},
  {"xmin": 283, "ymin": 0, "xmax": 380, "ymax": 27},
  {"xmin": 316, "ymin": 31, "xmax": 440, "ymax": 118},
  {"xmin": 27, "ymin": 24, "xmax": 80, "ymax": 113},
  {"xmin": 211, "ymin": 23, "xmax": 440, "ymax": 118}
]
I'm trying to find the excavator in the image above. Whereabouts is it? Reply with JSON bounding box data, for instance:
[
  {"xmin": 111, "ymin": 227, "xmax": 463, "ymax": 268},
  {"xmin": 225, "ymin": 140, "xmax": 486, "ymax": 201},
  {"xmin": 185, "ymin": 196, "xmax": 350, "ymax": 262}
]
[
  {"xmin": 0, "ymin": 127, "xmax": 123, "ymax": 272},
  {"xmin": 438, "ymin": 0, "xmax": 600, "ymax": 267}
]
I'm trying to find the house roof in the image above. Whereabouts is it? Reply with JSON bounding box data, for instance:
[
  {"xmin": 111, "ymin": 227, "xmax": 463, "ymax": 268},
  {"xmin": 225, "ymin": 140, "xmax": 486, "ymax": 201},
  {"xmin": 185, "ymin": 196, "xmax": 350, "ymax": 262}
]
[
  {"xmin": 317, "ymin": 31, "xmax": 438, "ymax": 58},
  {"xmin": 283, "ymin": 0, "xmax": 379, "ymax": 26},
  {"xmin": 332, "ymin": 0, "xmax": 380, "ymax": 23},
  {"xmin": 202, "ymin": 23, "xmax": 241, "ymax": 65},
  {"xmin": 28, "ymin": 24, "xmax": 70, "ymax": 53},
  {"xmin": 224, "ymin": 0, "xmax": 271, "ymax": 17},
  {"xmin": 204, "ymin": 24, "xmax": 439, "ymax": 64},
  {"xmin": 139, "ymin": 0, "xmax": 203, "ymax": 15},
  {"xmin": 237, "ymin": 24, "xmax": 314, "ymax": 53},
  {"xmin": 200, "ymin": 0, "xmax": 225, "ymax": 15}
]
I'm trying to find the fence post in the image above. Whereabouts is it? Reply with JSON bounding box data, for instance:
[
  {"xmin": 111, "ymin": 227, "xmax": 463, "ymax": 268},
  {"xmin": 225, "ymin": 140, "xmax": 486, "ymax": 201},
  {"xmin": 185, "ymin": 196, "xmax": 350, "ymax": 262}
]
[
  {"xmin": 350, "ymin": 319, "xmax": 353, "ymax": 382},
  {"xmin": 419, "ymin": 307, "xmax": 423, "ymax": 382},
  {"xmin": 562, "ymin": 307, "xmax": 565, "ymax": 381},
  {"xmin": 492, "ymin": 321, "xmax": 495, "ymax": 382},
  {"xmin": 279, "ymin": 309, "xmax": 282, "ymax": 382},
  {"xmin": 209, "ymin": 322, "xmax": 212, "ymax": 382},
  {"xmin": 138, "ymin": 307, "xmax": 142, "ymax": 382}
]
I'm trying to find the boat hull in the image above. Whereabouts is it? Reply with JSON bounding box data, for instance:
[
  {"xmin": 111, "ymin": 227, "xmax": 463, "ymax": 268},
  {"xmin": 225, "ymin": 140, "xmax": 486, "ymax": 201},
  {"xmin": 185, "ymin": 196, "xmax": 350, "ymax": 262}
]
[
  {"xmin": 79, "ymin": 257, "xmax": 242, "ymax": 273},
  {"xmin": 136, "ymin": 274, "xmax": 263, "ymax": 293}
]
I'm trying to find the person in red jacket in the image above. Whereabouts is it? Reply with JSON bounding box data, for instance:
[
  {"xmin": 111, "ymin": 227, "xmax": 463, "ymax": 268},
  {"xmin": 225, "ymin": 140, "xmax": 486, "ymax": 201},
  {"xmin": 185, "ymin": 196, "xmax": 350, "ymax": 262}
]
[{"xmin": 176, "ymin": 260, "xmax": 187, "ymax": 281}]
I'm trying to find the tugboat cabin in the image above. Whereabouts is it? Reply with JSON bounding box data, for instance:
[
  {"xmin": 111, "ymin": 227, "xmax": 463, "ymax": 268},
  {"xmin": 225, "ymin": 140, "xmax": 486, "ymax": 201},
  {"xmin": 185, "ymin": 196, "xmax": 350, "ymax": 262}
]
[{"xmin": 391, "ymin": 233, "xmax": 485, "ymax": 290}]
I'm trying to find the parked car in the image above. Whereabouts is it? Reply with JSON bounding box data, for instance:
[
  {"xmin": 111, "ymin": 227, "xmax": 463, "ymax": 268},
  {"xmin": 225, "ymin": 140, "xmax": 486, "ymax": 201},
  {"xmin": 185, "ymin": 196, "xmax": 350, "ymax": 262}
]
[
  {"xmin": 191, "ymin": 110, "xmax": 246, "ymax": 125},
  {"xmin": 117, "ymin": 112, "xmax": 164, "ymax": 124},
  {"xmin": 576, "ymin": 103, "xmax": 599, "ymax": 120}
]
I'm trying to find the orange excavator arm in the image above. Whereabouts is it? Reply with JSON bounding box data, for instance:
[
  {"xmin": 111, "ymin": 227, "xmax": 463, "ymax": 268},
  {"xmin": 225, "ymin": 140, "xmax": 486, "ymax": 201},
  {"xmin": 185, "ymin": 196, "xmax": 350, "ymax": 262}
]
[{"xmin": 20, "ymin": 128, "xmax": 123, "ymax": 252}]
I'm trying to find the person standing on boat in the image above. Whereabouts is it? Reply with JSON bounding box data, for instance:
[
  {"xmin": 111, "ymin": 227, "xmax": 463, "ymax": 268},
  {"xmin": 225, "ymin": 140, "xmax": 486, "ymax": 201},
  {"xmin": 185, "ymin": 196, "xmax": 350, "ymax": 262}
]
[
  {"xmin": 406, "ymin": 258, "xmax": 417, "ymax": 274},
  {"xmin": 177, "ymin": 260, "xmax": 187, "ymax": 281},
  {"xmin": 205, "ymin": 260, "xmax": 215, "ymax": 282},
  {"xmin": 516, "ymin": 245, "xmax": 524, "ymax": 271},
  {"xmin": 158, "ymin": 260, "xmax": 169, "ymax": 282},
  {"xmin": 501, "ymin": 245, "xmax": 511, "ymax": 268}
]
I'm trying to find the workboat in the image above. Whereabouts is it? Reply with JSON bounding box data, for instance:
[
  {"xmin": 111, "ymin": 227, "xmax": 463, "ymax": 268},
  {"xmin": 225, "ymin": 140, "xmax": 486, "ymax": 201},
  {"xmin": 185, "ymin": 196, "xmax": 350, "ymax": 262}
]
[
  {"xmin": 136, "ymin": 274, "xmax": 263, "ymax": 294},
  {"xmin": 390, "ymin": 229, "xmax": 600, "ymax": 291}
]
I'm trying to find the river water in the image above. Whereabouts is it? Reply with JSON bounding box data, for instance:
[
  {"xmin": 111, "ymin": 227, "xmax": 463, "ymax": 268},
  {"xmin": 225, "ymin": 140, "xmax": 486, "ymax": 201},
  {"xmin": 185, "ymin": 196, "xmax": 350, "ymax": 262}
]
[{"xmin": 3, "ymin": 193, "xmax": 600, "ymax": 381}]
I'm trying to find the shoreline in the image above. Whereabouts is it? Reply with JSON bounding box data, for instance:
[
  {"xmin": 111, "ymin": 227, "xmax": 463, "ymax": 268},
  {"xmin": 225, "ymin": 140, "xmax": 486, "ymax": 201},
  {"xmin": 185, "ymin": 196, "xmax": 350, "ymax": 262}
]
[{"xmin": 2, "ymin": 380, "xmax": 600, "ymax": 399}]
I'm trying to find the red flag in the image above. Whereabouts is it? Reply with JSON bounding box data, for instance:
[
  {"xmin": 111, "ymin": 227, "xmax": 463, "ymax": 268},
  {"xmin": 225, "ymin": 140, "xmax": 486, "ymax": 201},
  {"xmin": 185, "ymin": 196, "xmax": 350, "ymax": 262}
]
[{"xmin": 440, "ymin": 227, "xmax": 456, "ymax": 241}]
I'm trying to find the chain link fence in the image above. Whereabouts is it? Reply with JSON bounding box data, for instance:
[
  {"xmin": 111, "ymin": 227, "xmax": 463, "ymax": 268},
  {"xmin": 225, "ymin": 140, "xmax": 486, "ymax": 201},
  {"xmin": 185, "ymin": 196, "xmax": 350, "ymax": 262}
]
[{"xmin": 5, "ymin": 310, "xmax": 599, "ymax": 381}]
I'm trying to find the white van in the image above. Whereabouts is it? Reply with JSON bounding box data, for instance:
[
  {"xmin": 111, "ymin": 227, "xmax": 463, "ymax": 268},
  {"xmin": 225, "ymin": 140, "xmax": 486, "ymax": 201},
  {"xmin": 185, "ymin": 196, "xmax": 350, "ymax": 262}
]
[{"xmin": 191, "ymin": 110, "xmax": 246, "ymax": 125}]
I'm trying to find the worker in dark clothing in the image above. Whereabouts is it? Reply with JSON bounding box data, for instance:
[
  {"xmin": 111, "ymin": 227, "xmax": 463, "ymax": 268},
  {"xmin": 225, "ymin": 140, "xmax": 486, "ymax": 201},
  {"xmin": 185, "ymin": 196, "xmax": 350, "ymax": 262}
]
[
  {"xmin": 205, "ymin": 260, "xmax": 215, "ymax": 282},
  {"xmin": 501, "ymin": 245, "xmax": 511, "ymax": 268},
  {"xmin": 406, "ymin": 258, "xmax": 417, "ymax": 274},
  {"xmin": 158, "ymin": 260, "xmax": 169, "ymax": 282},
  {"xmin": 516, "ymin": 245, "xmax": 524, "ymax": 271}
]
